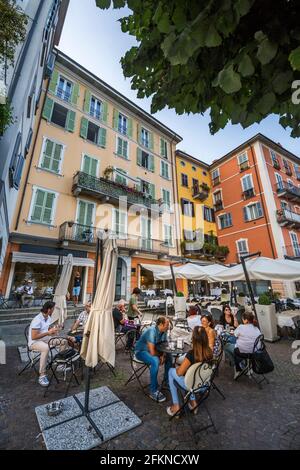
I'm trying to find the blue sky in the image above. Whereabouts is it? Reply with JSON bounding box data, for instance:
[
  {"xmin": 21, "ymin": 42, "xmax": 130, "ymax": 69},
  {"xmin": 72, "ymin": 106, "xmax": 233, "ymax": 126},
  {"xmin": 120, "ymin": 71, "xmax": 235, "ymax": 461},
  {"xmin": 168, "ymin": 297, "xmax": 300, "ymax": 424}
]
[{"xmin": 59, "ymin": 0, "xmax": 300, "ymax": 163}]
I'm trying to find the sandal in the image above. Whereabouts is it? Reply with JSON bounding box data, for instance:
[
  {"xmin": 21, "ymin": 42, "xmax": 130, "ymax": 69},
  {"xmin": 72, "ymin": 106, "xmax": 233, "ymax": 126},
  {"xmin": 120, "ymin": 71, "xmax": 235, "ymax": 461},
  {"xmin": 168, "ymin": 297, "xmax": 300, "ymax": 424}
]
[{"xmin": 166, "ymin": 406, "xmax": 180, "ymax": 418}]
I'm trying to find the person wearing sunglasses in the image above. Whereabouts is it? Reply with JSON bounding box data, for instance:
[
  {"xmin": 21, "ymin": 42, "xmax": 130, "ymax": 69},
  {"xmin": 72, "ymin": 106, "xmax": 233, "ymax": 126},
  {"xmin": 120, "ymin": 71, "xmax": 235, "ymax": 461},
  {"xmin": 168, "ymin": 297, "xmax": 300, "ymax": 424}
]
[{"xmin": 219, "ymin": 304, "xmax": 239, "ymax": 330}]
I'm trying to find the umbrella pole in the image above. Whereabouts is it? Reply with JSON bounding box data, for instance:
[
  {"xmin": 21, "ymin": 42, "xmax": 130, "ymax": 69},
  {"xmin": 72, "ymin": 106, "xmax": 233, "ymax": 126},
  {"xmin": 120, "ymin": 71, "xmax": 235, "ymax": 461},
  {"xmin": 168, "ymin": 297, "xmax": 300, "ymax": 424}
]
[
  {"xmin": 170, "ymin": 264, "xmax": 177, "ymax": 295},
  {"xmin": 240, "ymin": 253, "xmax": 261, "ymax": 328}
]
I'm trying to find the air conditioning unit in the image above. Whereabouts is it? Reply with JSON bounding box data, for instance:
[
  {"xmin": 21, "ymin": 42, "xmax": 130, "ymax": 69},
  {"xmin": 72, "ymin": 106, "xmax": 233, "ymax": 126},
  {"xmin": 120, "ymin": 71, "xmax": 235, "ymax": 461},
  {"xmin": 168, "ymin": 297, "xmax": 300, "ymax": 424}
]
[{"xmin": 256, "ymin": 304, "xmax": 279, "ymax": 342}]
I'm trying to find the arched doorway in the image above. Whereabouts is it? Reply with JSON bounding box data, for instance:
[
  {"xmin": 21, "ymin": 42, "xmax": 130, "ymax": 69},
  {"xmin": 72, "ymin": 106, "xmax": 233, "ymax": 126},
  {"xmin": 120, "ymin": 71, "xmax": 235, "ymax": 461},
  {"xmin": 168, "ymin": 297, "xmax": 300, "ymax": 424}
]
[{"xmin": 115, "ymin": 257, "xmax": 127, "ymax": 301}]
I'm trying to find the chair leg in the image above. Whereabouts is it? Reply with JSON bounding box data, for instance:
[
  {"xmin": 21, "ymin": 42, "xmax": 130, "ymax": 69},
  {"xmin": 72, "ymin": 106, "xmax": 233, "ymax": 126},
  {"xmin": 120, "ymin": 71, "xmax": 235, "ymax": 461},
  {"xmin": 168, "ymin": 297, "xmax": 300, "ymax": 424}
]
[
  {"xmin": 212, "ymin": 382, "xmax": 226, "ymax": 400},
  {"xmin": 18, "ymin": 360, "xmax": 32, "ymax": 376}
]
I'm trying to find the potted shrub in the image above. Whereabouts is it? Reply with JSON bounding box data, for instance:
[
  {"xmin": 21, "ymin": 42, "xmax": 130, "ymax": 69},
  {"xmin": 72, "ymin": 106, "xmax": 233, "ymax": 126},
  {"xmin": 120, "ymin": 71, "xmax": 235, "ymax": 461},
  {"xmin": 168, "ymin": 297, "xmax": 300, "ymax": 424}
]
[
  {"xmin": 221, "ymin": 288, "xmax": 230, "ymax": 303},
  {"xmin": 257, "ymin": 292, "xmax": 278, "ymax": 342},
  {"xmin": 174, "ymin": 291, "xmax": 187, "ymax": 319},
  {"xmin": 237, "ymin": 291, "xmax": 246, "ymax": 305}
]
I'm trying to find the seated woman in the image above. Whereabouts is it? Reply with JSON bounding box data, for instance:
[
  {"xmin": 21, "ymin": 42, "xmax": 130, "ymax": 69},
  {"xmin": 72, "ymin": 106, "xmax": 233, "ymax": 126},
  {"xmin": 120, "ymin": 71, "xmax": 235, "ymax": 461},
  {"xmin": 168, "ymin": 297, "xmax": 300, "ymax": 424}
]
[
  {"xmin": 187, "ymin": 305, "xmax": 202, "ymax": 330},
  {"xmin": 225, "ymin": 311, "xmax": 261, "ymax": 379},
  {"xmin": 219, "ymin": 304, "xmax": 239, "ymax": 330},
  {"xmin": 167, "ymin": 327, "xmax": 213, "ymax": 417},
  {"xmin": 201, "ymin": 313, "xmax": 216, "ymax": 352}
]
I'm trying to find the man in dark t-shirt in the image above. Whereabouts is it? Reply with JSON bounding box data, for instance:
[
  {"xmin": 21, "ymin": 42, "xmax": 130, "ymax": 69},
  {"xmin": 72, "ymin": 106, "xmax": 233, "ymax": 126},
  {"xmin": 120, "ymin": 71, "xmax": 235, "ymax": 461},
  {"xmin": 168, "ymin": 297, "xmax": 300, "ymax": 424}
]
[{"xmin": 113, "ymin": 300, "xmax": 140, "ymax": 349}]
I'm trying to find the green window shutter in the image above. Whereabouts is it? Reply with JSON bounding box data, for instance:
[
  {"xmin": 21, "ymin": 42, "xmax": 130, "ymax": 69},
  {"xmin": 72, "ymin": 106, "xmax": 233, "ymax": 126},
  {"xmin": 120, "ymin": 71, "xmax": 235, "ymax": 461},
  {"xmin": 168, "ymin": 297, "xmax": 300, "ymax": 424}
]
[
  {"xmin": 117, "ymin": 137, "xmax": 123, "ymax": 156},
  {"xmin": 84, "ymin": 89, "xmax": 92, "ymax": 113},
  {"xmin": 97, "ymin": 127, "xmax": 106, "ymax": 148},
  {"xmin": 66, "ymin": 110, "xmax": 76, "ymax": 132},
  {"xmin": 31, "ymin": 189, "xmax": 45, "ymax": 221},
  {"xmin": 80, "ymin": 117, "xmax": 89, "ymax": 139},
  {"xmin": 149, "ymin": 131, "xmax": 154, "ymax": 151},
  {"xmin": 127, "ymin": 117, "xmax": 133, "ymax": 138},
  {"xmin": 43, "ymin": 193, "xmax": 55, "ymax": 224},
  {"xmin": 137, "ymin": 148, "xmax": 142, "ymax": 166},
  {"xmin": 160, "ymin": 138, "xmax": 167, "ymax": 157},
  {"xmin": 149, "ymin": 154, "xmax": 155, "ymax": 172},
  {"xmin": 149, "ymin": 183, "xmax": 155, "ymax": 200},
  {"xmin": 83, "ymin": 155, "xmax": 91, "ymax": 174},
  {"xmin": 71, "ymin": 82, "xmax": 80, "ymax": 106},
  {"xmin": 52, "ymin": 143, "xmax": 62, "ymax": 173},
  {"xmin": 77, "ymin": 200, "xmax": 86, "ymax": 225},
  {"xmin": 86, "ymin": 202, "xmax": 94, "ymax": 226},
  {"xmin": 91, "ymin": 158, "xmax": 98, "ymax": 177},
  {"xmin": 113, "ymin": 108, "xmax": 119, "ymax": 130},
  {"xmin": 137, "ymin": 124, "xmax": 142, "ymax": 144},
  {"xmin": 136, "ymin": 178, "xmax": 142, "ymax": 192},
  {"xmin": 49, "ymin": 70, "xmax": 59, "ymax": 94},
  {"xmin": 101, "ymin": 101, "xmax": 108, "ymax": 123},
  {"xmin": 123, "ymin": 140, "xmax": 128, "ymax": 159},
  {"xmin": 42, "ymin": 139, "xmax": 54, "ymax": 169},
  {"xmin": 42, "ymin": 97, "xmax": 54, "ymax": 121}
]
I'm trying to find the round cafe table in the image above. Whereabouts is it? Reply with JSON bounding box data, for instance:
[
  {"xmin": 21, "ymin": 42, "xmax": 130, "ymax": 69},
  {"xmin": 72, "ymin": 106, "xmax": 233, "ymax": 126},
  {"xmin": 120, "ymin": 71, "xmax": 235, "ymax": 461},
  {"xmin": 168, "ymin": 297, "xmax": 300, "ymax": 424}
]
[{"xmin": 156, "ymin": 341, "xmax": 190, "ymax": 365}]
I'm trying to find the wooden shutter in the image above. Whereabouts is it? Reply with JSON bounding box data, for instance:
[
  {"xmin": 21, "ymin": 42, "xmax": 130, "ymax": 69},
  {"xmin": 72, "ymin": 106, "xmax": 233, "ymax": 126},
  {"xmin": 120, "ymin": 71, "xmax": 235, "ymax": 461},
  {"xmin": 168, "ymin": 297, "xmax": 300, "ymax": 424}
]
[
  {"xmin": 127, "ymin": 117, "xmax": 133, "ymax": 138},
  {"xmin": 71, "ymin": 82, "xmax": 79, "ymax": 105},
  {"xmin": 160, "ymin": 138, "xmax": 167, "ymax": 158},
  {"xmin": 137, "ymin": 148, "xmax": 142, "ymax": 166},
  {"xmin": 42, "ymin": 139, "xmax": 54, "ymax": 169},
  {"xmin": 52, "ymin": 143, "xmax": 62, "ymax": 173},
  {"xmin": 101, "ymin": 101, "xmax": 108, "ymax": 123},
  {"xmin": 48, "ymin": 70, "xmax": 59, "ymax": 94},
  {"xmin": 149, "ymin": 131, "xmax": 154, "ymax": 151},
  {"xmin": 80, "ymin": 117, "xmax": 89, "ymax": 139},
  {"xmin": 257, "ymin": 202, "xmax": 263, "ymax": 217},
  {"xmin": 13, "ymin": 155, "xmax": 25, "ymax": 189},
  {"xmin": 113, "ymin": 109, "xmax": 119, "ymax": 130},
  {"xmin": 42, "ymin": 97, "xmax": 54, "ymax": 121},
  {"xmin": 91, "ymin": 158, "xmax": 98, "ymax": 177},
  {"xmin": 84, "ymin": 90, "xmax": 92, "ymax": 113},
  {"xmin": 31, "ymin": 189, "xmax": 45, "ymax": 221},
  {"xmin": 77, "ymin": 200, "xmax": 86, "ymax": 225},
  {"xmin": 243, "ymin": 207, "xmax": 249, "ymax": 221},
  {"xmin": 117, "ymin": 137, "xmax": 123, "ymax": 156},
  {"xmin": 43, "ymin": 192, "xmax": 55, "ymax": 224},
  {"xmin": 149, "ymin": 154, "xmax": 155, "ymax": 172},
  {"xmin": 97, "ymin": 127, "xmax": 106, "ymax": 148},
  {"xmin": 137, "ymin": 124, "xmax": 142, "ymax": 144},
  {"xmin": 66, "ymin": 110, "xmax": 76, "ymax": 132},
  {"xmin": 83, "ymin": 155, "xmax": 91, "ymax": 174},
  {"xmin": 149, "ymin": 183, "xmax": 155, "ymax": 200}
]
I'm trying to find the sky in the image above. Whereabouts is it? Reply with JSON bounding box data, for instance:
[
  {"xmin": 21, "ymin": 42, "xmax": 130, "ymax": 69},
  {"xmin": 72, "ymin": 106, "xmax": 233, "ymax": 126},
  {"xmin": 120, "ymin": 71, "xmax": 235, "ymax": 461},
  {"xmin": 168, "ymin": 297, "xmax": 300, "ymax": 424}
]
[{"xmin": 58, "ymin": 0, "xmax": 300, "ymax": 164}]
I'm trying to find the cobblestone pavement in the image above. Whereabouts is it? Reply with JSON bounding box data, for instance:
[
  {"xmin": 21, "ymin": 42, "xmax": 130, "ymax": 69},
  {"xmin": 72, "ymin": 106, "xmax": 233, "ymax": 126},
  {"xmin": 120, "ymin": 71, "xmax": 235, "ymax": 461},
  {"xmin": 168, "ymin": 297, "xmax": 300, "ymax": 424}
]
[{"xmin": 0, "ymin": 338, "xmax": 299, "ymax": 450}]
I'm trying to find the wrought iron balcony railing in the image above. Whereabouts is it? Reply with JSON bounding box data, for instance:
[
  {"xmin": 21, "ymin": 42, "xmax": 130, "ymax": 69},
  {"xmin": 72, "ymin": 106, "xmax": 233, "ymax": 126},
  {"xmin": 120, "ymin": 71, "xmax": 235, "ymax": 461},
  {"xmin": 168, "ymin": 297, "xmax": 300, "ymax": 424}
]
[
  {"xmin": 214, "ymin": 200, "xmax": 224, "ymax": 212},
  {"xmin": 212, "ymin": 176, "xmax": 220, "ymax": 186},
  {"xmin": 192, "ymin": 183, "xmax": 210, "ymax": 200},
  {"xmin": 59, "ymin": 222, "xmax": 170, "ymax": 255},
  {"xmin": 276, "ymin": 181, "xmax": 300, "ymax": 201},
  {"xmin": 239, "ymin": 161, "xmax": 250, "ymax": 172},
  {"xmin": 277, "ymin": 209, "xmax": 300, "ymax": 229},
  {"xmin": 72, "ymin": 171, "xmax": 161, "ymax": 212},
  {"xmin": 242, "ymin": 188, "xmax": 255, "ymax": 200}
]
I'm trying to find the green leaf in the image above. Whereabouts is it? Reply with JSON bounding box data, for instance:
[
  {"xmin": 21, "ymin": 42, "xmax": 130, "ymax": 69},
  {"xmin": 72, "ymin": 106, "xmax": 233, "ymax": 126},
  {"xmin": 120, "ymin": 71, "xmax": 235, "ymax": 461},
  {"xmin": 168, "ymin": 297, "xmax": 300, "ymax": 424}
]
[
  {"xmin": 272, "ymin": 71, "xmax": 293, "ymax": 94},
  {"xmin": 113, "ymin": 0, "xmax": 125, "ymax": 7},
  {"xmin": 95, "ymin": 0, "xmax": 111, "ymax": 9},
  {"xmin": 218, "ymin": 65, "xmax": 242, "ymax": 94},
  {"xmin": 238, "ymin": 54, "xmax": 255, "ymax": 77},
  {"xmin": 257, "ymin": 38, "xmax": 278, "ymax": 65},
  {"xmin": 289, "ymin": 46, "xmax": 300, "ymax": 71},
  {"xmin": 172, "ymin": 6, "xmax": 186, "ymax": 31},
  {"xmin": 256, "ymin": 92, "xmax": 276, "ymax": 114},
  {"xmin": 205, "ymin": 24, "xmax": 222, "ymax": 47},
  {"xmin": 234, "ymin": 0, "xmax": 254, "ymax": 17},
  {"xmin": 157, "ymin": 13, "xmax": 171, "ymax": 34}
]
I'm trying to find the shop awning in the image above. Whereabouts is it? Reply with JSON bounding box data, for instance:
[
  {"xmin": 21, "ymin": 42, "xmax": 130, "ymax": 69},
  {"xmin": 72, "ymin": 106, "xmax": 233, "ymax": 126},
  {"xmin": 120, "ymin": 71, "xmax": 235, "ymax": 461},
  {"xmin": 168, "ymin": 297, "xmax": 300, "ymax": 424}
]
[
  {"xmin": 11, "ymin": 252, "xmax": 94, "ymax": 268},
  {"xmin": 140, "ymin": 263, "xmax": 172, "ymax": 279}
]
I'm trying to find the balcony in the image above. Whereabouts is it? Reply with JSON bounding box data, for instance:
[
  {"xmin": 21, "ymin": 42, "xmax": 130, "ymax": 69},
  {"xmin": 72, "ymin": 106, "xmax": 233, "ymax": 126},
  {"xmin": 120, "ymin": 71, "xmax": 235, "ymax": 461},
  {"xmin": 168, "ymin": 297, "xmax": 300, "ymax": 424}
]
[
  {"xmin": 182, "ymin": 241, "xmax": 229, "ymax": 260},
  {"xmin": 239, "ymin": 161, "xmax": 250, "ymax": 172},
  {"xmin": 192, "ymin": 182, "xmax": 210, "ymax": 200},
  {"xmin": 276, "ymin": 181, "xmax": 300, "ymax": 202},
  {"xmin": 272, "ymin": 159, "xmax": 281, "ymax": 170},
  {"xmin": 283, "ymin": 244, "xmax": 300, "ymax": 258},
  {"xmin": 242, "ymin": 188, "xmax": 255, "ymax": 200},
  {"xmin": 212, "ymin": 176, "xmax": 220, "ymax": 186},
  {"xmin": 284, "ymin": 166, "xmax": 293, "ymax": 176},
  {"xmin": 72, "ymin": 171, "xmax": 161, "ymax": 214},
  {"xmin": 59, "ymin": 222, "xmax": 170, "ymax": 255},
  {"xmin": 214, "ymin": 200, "xmax": 224, "ymax": 212},
  {"xmin": 277, "ymin": 209, "xmax": 300, "ymax": 229}
]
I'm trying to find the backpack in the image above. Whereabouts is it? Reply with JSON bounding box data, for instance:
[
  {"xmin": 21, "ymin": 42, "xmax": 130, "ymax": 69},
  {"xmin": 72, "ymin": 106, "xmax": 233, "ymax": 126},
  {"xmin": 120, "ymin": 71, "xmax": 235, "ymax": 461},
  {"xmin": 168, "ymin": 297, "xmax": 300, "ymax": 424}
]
[{"xmin": 252, "ymin": 347, "xmax": 274, "ymax": 374}]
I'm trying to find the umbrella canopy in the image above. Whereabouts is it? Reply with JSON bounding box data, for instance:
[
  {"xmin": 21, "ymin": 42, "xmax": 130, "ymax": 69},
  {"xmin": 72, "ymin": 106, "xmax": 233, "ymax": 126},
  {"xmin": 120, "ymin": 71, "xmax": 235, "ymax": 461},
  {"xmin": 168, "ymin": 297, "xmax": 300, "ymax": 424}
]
[
  {"xmin": 80, "ymin": 238, "xmax": 118, "ymax": 368},
  {"xmin": 52, "ymin": 254, "xmax": 73, "ymax": 324},
  {"xmin": 209, "ymin": 257, "xmax": 300, "ymax": 282},
  {"xmin": 141, "ymin": 262, "xmax": 229, "ymax": 281},
  {"xmin": 140, "ymin": 263, "xmax": 172, "ymax": 280}
]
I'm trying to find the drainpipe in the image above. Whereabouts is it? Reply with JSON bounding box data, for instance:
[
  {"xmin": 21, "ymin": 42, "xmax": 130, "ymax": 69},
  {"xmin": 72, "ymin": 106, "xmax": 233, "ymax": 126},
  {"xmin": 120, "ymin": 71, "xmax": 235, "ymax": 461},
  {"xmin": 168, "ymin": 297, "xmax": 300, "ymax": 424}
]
[{"xmin": 249, "ymin": 145, "xmax": 276, "ymax": 259}]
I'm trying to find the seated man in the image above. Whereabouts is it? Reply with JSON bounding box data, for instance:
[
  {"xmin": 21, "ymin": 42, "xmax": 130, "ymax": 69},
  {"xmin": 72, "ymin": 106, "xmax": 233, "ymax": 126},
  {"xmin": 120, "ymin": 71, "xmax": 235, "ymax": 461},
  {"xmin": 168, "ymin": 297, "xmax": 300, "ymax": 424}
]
[
  {"xmin": 28, "ymin": 301, "xmax": 65, "ymax": 387},
  {"xmin": 113, "ymin": 300, "xmax": 140, "ymax": 350},
  {"xmin": 134, "ymin": 316, "xmax": 172, "ymax": 403},
  {"xmin": 21, "ymin": 280, "xmax": 35, "ymax": 307},
  {"xmin": 69, "ymin": 302, "xmax": 91, "ymax": 346},
  {"xmin": 187, "ymin": 306, "xmax": 202, "ymax": 330}
]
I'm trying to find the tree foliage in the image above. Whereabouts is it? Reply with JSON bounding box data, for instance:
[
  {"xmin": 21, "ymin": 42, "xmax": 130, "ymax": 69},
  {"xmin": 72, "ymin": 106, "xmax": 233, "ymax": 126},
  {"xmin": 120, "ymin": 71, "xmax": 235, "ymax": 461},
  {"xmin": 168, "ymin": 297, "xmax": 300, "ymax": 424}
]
[{"xmin": 95, "ymin": 0, "xmax": 300, "ymax": 137}]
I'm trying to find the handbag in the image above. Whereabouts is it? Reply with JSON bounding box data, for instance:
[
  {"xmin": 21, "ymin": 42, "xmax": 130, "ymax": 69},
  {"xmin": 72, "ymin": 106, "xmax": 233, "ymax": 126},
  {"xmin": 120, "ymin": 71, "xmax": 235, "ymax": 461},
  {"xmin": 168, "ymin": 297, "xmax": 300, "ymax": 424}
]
[{"xmin": 252, "ymin": 348, "xmax": 274, "ymax": 374}]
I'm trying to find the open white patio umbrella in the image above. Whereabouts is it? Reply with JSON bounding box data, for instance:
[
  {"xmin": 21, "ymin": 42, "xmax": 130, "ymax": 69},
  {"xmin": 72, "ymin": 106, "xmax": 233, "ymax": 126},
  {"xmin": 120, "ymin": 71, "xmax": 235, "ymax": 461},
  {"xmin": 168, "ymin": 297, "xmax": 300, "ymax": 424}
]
[
  {"xmin": 80, "ymin": 237, "xmax": 118, "ymax": 368},
  {"xmin": 141, "ymin": 262, "xmax": 229, "ymax": 282},
  {"xmin": 52, "ymin": 253, "xmax": 73, "ymax": 324}
]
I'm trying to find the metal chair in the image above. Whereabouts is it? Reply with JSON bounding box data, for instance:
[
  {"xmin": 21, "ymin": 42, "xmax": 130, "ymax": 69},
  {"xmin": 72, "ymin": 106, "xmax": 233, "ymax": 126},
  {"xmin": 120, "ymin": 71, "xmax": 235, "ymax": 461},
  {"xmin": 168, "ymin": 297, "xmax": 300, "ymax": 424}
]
[
  {"xmin": 0, "ymin": 291, "xmax": 10, "ymax": 309},
  {"xmin": 234, "ymin": 334, "xmax": 270, "ymax": 388},
  {"xmin": 124, "ymin": 348, "xmax": 150, "ymax": 395},
  {"xmin": 18, "ymin": 324, "xmax": 41, "ymax": 376},
  {"xmin": 170, "ymin": 362, "xmax": 217, "ymax": 443},
  {"xmin": 211, "ymin": 336, "xmax": 226, "ymax": 400},
  {"xmin": 236, "ymin": 308, "xmax": 245, "ymax": 324},
  {"xmin": 44, "ymin": 337, "xmax": 81, "ymax": 397}
]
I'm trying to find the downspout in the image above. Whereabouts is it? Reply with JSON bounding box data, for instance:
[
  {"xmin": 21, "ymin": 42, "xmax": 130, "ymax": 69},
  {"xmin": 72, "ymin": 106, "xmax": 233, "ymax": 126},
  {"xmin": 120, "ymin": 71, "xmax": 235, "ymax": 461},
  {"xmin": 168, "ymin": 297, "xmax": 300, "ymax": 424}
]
[{"xmin": 249, "ymin": 144, "xmax": 276, "ymax": 259}]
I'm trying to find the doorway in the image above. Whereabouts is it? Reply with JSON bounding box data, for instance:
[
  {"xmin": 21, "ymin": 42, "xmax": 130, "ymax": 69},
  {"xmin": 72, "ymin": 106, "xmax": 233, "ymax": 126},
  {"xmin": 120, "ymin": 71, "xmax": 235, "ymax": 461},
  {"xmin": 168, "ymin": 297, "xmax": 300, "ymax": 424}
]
[{"xmin": 115, "ymin": 258, "xmax": 127, "ymax": 301}]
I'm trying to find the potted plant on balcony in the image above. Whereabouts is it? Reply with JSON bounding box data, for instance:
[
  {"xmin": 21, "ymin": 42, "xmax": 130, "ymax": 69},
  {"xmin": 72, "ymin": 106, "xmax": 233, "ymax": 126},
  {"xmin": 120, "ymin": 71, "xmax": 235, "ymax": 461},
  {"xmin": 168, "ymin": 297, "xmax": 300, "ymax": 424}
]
[
  {"xmin": 201, "ymin": 182, "xmax": 210, "ymax": 192},
  {"xmin": 256, "ymin": 292, "xmax": 278, "ymax": 342},
  {"xmin": 103, "ymin": 166, "xmax": 114, "ymax": 180},
  {"xmin": 216, "ymin": 245, "xmax": 229, "ymax": 259}
]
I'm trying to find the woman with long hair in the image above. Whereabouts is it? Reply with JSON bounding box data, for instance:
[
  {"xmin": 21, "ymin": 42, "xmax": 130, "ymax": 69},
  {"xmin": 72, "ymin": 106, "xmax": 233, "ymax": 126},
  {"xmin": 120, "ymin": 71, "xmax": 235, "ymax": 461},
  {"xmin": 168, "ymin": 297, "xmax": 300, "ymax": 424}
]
[
  {"xmin": 219, "ymin": 304, "xmax": 239, "ymax": 329},
  {"xmin": 167, "ymin": 326, "xmax": 213, "ymax": 417}
]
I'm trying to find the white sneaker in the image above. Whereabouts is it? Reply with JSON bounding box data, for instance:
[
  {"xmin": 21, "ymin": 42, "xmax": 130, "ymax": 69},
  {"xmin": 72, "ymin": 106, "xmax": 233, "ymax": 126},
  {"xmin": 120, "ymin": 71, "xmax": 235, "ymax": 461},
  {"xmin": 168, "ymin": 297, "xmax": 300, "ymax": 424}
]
[{"xmin": 38, "ymin": 375, "xmax": 49, "ymax": 387}]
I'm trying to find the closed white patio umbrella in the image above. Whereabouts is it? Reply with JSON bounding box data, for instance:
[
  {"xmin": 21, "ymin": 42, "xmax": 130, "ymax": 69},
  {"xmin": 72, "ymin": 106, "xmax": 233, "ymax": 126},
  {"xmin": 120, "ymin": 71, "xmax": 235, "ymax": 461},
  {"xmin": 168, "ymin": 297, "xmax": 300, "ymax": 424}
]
[
  {"xmin": 80, "ymin": 237, "xmax": 118, "ymax": 368},
  {"xmin": 52, "ymin": 254, "xmax": 73, "ymax": 324}
]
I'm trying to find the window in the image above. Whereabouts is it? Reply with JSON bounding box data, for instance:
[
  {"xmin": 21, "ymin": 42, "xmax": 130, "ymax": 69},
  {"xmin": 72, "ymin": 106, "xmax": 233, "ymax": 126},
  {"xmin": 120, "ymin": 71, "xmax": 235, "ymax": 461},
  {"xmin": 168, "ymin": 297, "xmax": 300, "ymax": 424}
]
[
  {"xmin": 160, "ymin": 161, "xmax": 170, "ymax": 179},
  {"xmin": 90, "ymin": 96, "xmax": 102, "ymax": 120},
  {"xmin": 180, "ymin": 161, "xmax": 186, "ymax": 167},
  {"xmin": 214, "ymin": 191, "xmax": 222, "ymax": 203},
  {"xmin": 283, "ymin": 159, "xmax": 292, "ymax": 175},
  {"xmin": 181, "ymin": 174, "xmax": 188, "ymax": 187},
  {"xmin": 114, "ymin": 168, "xmax": 128, "ymax": 186},
  {"xmin": 181, "ymin": 198, "xmax": 194, "ymax": 217},
  {"xmin": 242, "ymin": 174, "xmax": 254, "ymax": 191},
  {"xmin": 287, "ymin": 179, "xmax": 294, "ymax": 189},
  {"xmin": 118, "ymin": 113, "xmax": 128, "ymax": 135},
  {"xmin": 112, "ymin": 209, "xmax": 127, "ymax": 238},
  {"xmin": 162, "ymin": 189, "xmax": 171, "ymax": 209},
  {"xmin": 219, "ymin": 213, "xmax": 232, "ymax": 229},
  {"xmin": 137, "ymin": 148, "xmax": 154, "ymax": 171},
  {"xmin": 116, "ymin": 137, "xmax": 129, "ymax": 160},
  {"xmin": 238, "ymin": 153, "xmax": 248, "ymax": 164},
  {"xmin": 160, "ymin": 139, "xmax": 168, "ymax": 158},
  {"xmin": 243, "ymin": 202, "xmax": 263, "ymax": 221},
  {"xmin": 203, "ymin": 206, "xmax": 215, "ymax": 222},
  {"xmin": 237, "ymin": 239, "xmax": 249, "ymax": 259},
  {"xmin": 9, "ymin": 132, "xmax": 23, "ymax": 189},
  {"xmin": 56, "ymin": 76, "xmax": 72, "ymax": 102},
  {"xmin": 45, "ymin": 101, "xmax": 75, "ymax": 132},
  {"xmin": 80, "ymin": 118, "xmax": 106, "ymax": 148},
  {"xmin": 192, "ymin": 166, "xmax": 196, "ymax": 172},
  {"xmin": 40, "ymin": 139, "xmax": 64, "ymax": 174},
  {"xmin": 140, "ymin": 217, "xmax": 152, "ymax": 250},
  {"xmin": 290, "ymin": 232, "xmax": 300, "ymax": 256},
  {"xmin": 212, "ymin": 168, "xmax": 220, "ymax": 185},
  {"xmin": 138, "ymin": 179, "xmax": 155, "ymax": 199},
  {"xmin": 281, "ymin": 200, "xmax": 289, "ymax": 211},
  {"xmin": 76, "ymin": 200, "xmax": 95, "ymax": 229},
  {"xmin": 25, "ymin": 128, "xmax": 33, "ymax": 156},
  {"xmin": 275, "ymin": 173, "xmax": 284, "ymax": 190},
  {"xmin": 271, "ymin": 150, "xmax": 280, "ymax": 169},
  {"xmin": 294, "ymin": 163, "xmax": 300, "ymax": 180},
  {"xmin": 184, "ymin": 230, "xmax": 195, "ymax": 241},
  {"xmin": 82, "ymin": 154, "xmax": 98, "ymax": 177},
  {"xmin": 192, "ymin": 178, "xmax": 198, "ymax": 188},
  {"xmin": 11, "ymin": 155, "xmax": 24, "ymax": 189},
  {"xmin": 30, "ymin": 188, "xmax": 56, "ymax": 225},
  {"xmin": 203, "ymin": 171, "xmax": 207, "ymax": 176},
  {"xmin": 27, "ymin": 93, "xmax": 33, "ymax": 119},
  {"xmin": 163, "ymin": 225, "xmax": 173, "ymax": 247},
  {"xmin": 141, "ymin": 128, "xmax": 150, "ymax": 148}
]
